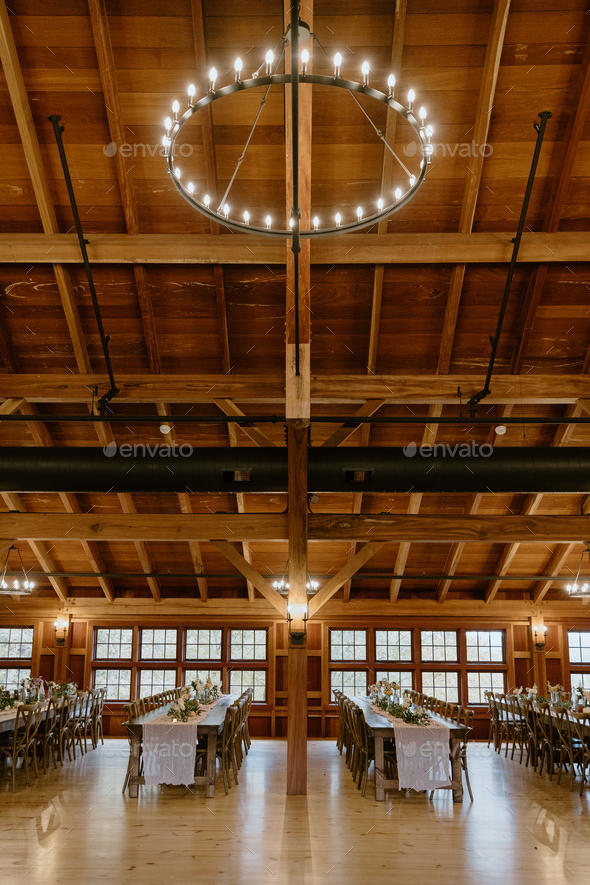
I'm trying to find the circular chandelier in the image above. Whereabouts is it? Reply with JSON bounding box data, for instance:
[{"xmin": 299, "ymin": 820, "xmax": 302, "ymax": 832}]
[
  {"xmin": 161, "ymin": 22, "xmax": 433, "ymax": 239},
  {"xmin": 273, "ymin": 578, "xmax": 319, "ymax": 596}
]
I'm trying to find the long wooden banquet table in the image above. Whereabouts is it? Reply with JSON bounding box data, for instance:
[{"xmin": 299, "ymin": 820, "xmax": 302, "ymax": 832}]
[
  {"xmin": 354, "ymin": 697, "xmax": 468, "ymax": 803},
  {"xmin": 0, "ymin": 701, "xmax": 50, "ymax": 733},
  {"xmin": 497, "ymin": 696, "xmax": 590, "ymax": 736},
  {"xmin": 122, "ymin": 695, "xmax": 234, "ymax": 798}
]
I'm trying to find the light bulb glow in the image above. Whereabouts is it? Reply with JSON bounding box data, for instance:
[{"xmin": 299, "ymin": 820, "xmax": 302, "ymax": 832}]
[
  {"xmin": 243, "ymin": 210, "xmax": 249, "ymax": 224},
  {"xmin": 223, "ymin": 204, "xmax": 230, "ymax": 217},
  {"xmin": 407, "ymin": 88, "xmax": 415, "ymax": 111},
  {"xmin": 387, "ymin": 74, "xmax": 395, "ymax": 96},
  {"xmin": 356, "ymin": 206, "xmax": 363, "ymax": 220},
  {"xmin": 334, "ymin": 52, "xmax": 342, "ymax": 77},
  {"xmin": 395, "ymin": 187, "xmax": 401, "ymax": 201},
  {"xmin": 162, "ymin": 135, "xmax": 170, "ymax": 148},
  {"xmin": 289, "ymin": 218, "xmax": 294, "ymax": 229},
  {"xmin": 235, "ymin": 57, "xmax": 242, "ymax": 81},
  {"xmin": 425, "ymin": 125, "xmax": 433, "ymax": 141},
  {"xmin": 313, "ymin": 216, "xmax": 319, "ymax": 230},
  {"xmin": 266, "ymin": 50, "xmax": 274, "ymax": 74},
  {"xmin": 204, "ymin": 194, "xmax": 210, "ymax": 208},
  {"xmin": 172, "ymin": 100, "xmax": 180, "ymax": 114},
  {"xmin": 175, "ymin": 167, "xmax": 181, "ymax": 179},
  {"xmin": 188, "ymin": 84, "xmax": 195, "ymax": 106},
  {"xmin": 419, "ymin": 106, "xmax": 426, "ymax": 121},
  {"xmin": 187, "ymin": 182, "xmax": 194, "ymax": 193},
  {"xmin": 335, "ymin": 212, "xmax": 341, "ymax": 226},
  {"xmin": 362, "ymin": 60, "xmax": 370, "ymax": 85},
  {"xmin": 165, "ymin": 116, "xmax": 172, "ymax": 131},
  {"xmin": 266, "ymin": 214, "xmax": 272, "ymax": 229},
  {"xmin": 409, "ymin": 175, "xmax": 416, "ymax": 187},
  {"xmin": 377, "ymin": 198, "xmax": 384, "ymax": 211},
  {"xmin": 209, "ymin": 67, "xmax": 217, "ymax": 90}
]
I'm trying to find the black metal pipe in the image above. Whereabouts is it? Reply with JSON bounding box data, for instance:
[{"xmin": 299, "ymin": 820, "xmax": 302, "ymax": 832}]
[
  {"xmin": 1, "ymin": 446, "xmax": 590, "ymax": 493},
  {"xmin": 467, "ymin": 111, "xmax": 552, "ymax": 417},
  {"xmin": 47, "ymin": 114, "xmax": 119, "ymax": 411},
  {"xmin": 290, "ymin": 4, "xmax": 301, "ymax": 377},
  {"xmin": 3, "ymin": 413, "xmax": 590, "ymax": 426}
]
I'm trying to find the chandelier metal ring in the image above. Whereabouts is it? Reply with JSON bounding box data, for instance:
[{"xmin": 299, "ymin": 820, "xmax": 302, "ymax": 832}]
[{"xmin": 165, "ymin": 73, "xmax": 430, "ymax": 239}]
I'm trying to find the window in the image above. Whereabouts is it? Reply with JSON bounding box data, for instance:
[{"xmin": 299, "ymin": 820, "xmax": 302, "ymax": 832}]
[
  {"xmin": 375, "ymin": 630, "xmax": 412, "ymax": 661},
  {"xmin": 330, "ymin": 670, "xmax": 367, "ymax": 700},
  {"xmin": 0, "ymin": 627, "xmax": 33, "ymax": 659},
  {"xmin": 572, "ymin": 673, "xmax": 590, "ymax": 691},
  {"xmin": 140, "ymin": 629, "xmax": 178, "ymax": 660},
  {"xmin": 229, "ymin": 669, "xmax": 266, "ymax": 701},
  {"xmin": 330, "ymin": 630, "xmax": 367, "ymax": 661},
  {"xmin": 421, "ymin": 671, "xmax": 459, "ymax": 703},
  {"xmin": 186, "ymin": 629, "xmax": 222, "ymax": 660},
  {"xmin": 466, "ymin": 631, "xmax": 504, "ymax": 663},
  {"xmin": 467, "ymin": 671, "xmax": 505, "ymax": 705},
  {"xmin": 139, "ymin": 668, "xmax": 177, "ymax": 698},
  {"xmin": 568, "ymin": 631, "xmax": 590, "ymax": 664},
  {"xmin": 420, "ymin": 631, "xmax": 458, "ymax": 662},
  {"xmin": 375, "ymin": 670, "xmax": 413, "ymax": 690},
  {"xmin": 0, "ymin": 667, "xmax": 31, "ymax": 693},
  {"xmin": 94, "ymin": 668, "xmax": 131, "ymax": 701},
  {"xmin": 184, "ymin": 669, "xmax": 223, "ymax": 688},
  {"xmin": 95, "ymin": 628, "xmax": 133, "ymax": 660},
  {"xmin": 230, "ymin": 629, "xmax": 267, "ymax": 660}
]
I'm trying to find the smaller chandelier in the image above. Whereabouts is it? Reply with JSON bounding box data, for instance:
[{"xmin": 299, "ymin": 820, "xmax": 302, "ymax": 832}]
[
  {"xmin": 273, "ymin": 578, "xmax": 319, "ymax": 594},
  {"xmin": 566, "ymin": 545, "xmax": 590, "ymax": 597},
  {"xmin": 1, "ymin": 545, "xmax": 35, "ymax": 594}
]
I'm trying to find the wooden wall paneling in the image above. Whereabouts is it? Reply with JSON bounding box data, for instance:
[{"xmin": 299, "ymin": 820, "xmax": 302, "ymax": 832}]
[{"xmin": 506, "ymin": 624, "xmax": 516, "ymax": 691}]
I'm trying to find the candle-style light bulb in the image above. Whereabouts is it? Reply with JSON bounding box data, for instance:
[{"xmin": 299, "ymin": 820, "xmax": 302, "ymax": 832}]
[
  {"xmin": 209, "ymin": 67, "xmax": 217, "ymax": 91},
  {"xmin": 162, "ymin": 134, "xmax": 170, "ymax": 149},
  {"xmin": 395, "ymin": 187, "xmax": 401, "ymax": 201},
  {"xmin": 235, "ymin": 57, "xmax": 242, "ymax": 82},
  {"xmin": 387, "ymin": 74, "xmax": 395, "ymax": 98},
  {"xmin": 188, "ymin": 83, "xmax": 195, "ymax": 107},
  {"xmin": 419, "ymin": 106, "xmax": 426, "ymax": 123},
  {"xmin": 204, "ymin": 194, "xmax": 210, "ymax": 208},
  {"xmin": 266, "ymin": 214, "xmax": 272, "ymax": 229},
  {"xmin": 175, "ymin": 167, "xmax": 181, "ymax": 179},
  {"xmin": 334, "ymin": 52, "xmax": 342, "ymax": 78},
  {"xmin": 407, "ymin": 89, "xmax": 415, "ymax": 111},
  {"xmin": 335, "ymin": 212, "xmax": 341, "ymax": 227},
  {"xmin": 188, "ymin": 182, "xmax": 194, "ymax": 193},
  {"xmin": 243, "ymin": 210, "xmax": 249, "ymax": 225},
  {"xmin": 356, "ymin": 206, "xmax": 363, "ymax": 220},
  {"xmin": 172, "ymin": 100, "xmax": 180, "ymax": 120},
  {"xmin": 362, "ymin": 61, "xmax": 370, "ymax": 86},
  {"xmin": 223, "ymin": 204, "xmax": 230, "ymax": 218},
  {"xmin": 165, "ymin": 116, "xmax": 172, "ymax": 132},
  {"xmin": 425, "ymin": 124, "xmax": 433, "ymax": 142},
  {"xmin": 313, "ymin": 216, "xmax": 319, "ymax": 230},
  {"xmin": 265, "ymin": 50, "xmax": 274, "ymax": 75},
  {"xmin": 289, "ymin": 218, "xmax": 294, "ymax": 229},
  {"xmin": 409, "ymin": 175, "xmax": 416, "ymax": 187},
  {"xmin": 301, "ymin": 48, "xmax": 309, "ymax": 75},
  {"xmin": 377, "ymin": 198, "xmax": 384, "ymax": 211}
]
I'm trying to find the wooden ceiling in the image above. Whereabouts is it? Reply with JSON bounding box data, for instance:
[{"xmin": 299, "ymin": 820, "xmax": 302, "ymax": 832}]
[{"xmin": 0, "ymin": 0, "xmax": 590, "ymax": 610}]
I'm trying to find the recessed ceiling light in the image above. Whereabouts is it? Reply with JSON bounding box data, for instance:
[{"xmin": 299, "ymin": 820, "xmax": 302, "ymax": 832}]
[
  {"xmin": 495, "ymin": 425, "xmax": 507, "ymax": 435},
  {"xmin": 159, "ymin": 424, "xmax": 171, "ymax": 434}
]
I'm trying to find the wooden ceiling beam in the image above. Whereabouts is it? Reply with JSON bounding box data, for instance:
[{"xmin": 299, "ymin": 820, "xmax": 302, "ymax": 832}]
[
  {"xmin": 532, "ymin": 543, "xmax": 577, "ymax": 603},
  {"xmin": 59, "ymin": 492, "xmax": 114, "ymax": 602},
  {"xmin": 321, "ymin": 401, "xmax": 386, "ymax": 447},
  {"xmin": 2, "ymin": 232, "xmax": 587, "ymax": 265},
  {"xmin": 437, "ymin": 0, "xmax": 511, "ymax": 374},
  {"xmin": 213, "ymin": 399, "xmax": 277, "ymax": 447},
  {"xmin": 211, "ymin": 540, "xmax": 287, "ymax": 616}
]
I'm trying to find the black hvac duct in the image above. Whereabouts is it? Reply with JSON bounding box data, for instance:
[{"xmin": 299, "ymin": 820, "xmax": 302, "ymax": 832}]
[{"xmin": 1, "ymin": 447, "xmax": 590, "ymax": 494}]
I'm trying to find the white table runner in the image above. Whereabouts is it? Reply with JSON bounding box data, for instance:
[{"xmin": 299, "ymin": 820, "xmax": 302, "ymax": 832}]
[
  {"xmin": 142, "ymin": 700, "xmax": 220, "ymax": 787},
  {"xmin": 370, "ymin": 704, "xmax": 452, "ymax": 791}
]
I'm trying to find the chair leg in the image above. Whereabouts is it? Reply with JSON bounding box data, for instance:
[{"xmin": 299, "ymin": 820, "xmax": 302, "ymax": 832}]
[{"xmin": 462, "ymin": 756, "xmax": 474, "ymax": 802}]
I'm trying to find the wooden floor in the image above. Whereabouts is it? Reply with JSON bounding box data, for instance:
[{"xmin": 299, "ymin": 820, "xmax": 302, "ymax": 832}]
[{"xmin": 2, "ymin": 740, "xmax": 590, "ymax": 884}]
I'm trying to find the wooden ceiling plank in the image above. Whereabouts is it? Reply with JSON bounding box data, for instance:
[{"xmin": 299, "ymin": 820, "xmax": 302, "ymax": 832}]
[
  {"xmin": 0, "ymin": 539, "xmax": 15, "ymax": 559},
  {"xmin": 0, "ymin": 398, "xmax": 24, "ymax": 415},
  {"xmin": 211, "ymin": 539, "xmax": 287, "ymax": 616},
  {"xmin": 59, "ymin": 492, "xmax": 114, "ymax": 603},
  {"xmin": 190, "ymin": 0, "xmax": 219, "ymax": 231},
  {"xmin": 312, "ymin": 541, "xmax": 386, "ymax": 612},
  {"xmin": 436, "ymin": 493, "xmax": 483, "ymax": 603},
  {"xmin": 118, "ymin": 492, "xmax": 161, "ymax": 602},
  {"xmin": 437, "ymin": 0, "xmax": 511, "ymax": 374},
  {"xmin": 485, "ymin": 492, "xmax": 544, "ymax": 603},
  {"xmin": 178, "ymin": 492, "xmax": 208, "ymax": 602},
  {"xmin": 510, "ymin": 33, "xmax": 590, "ymax": 375},
  {"xmin": 0, "ymin": 305, "xmax": 19, "ymax": 373},
  {"xmin": 214, "ymin": 266, "xmax": 231, "ymax": 375}
]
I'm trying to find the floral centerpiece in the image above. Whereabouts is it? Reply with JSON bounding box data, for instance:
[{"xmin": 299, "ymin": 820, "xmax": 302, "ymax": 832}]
[
  {"xmin": 167, "ymin": 689, "xmax": 202, "ymax": 723},
  {"xmin": 191, "ymin": 678, "xmax": 222, "ymax": 705},
  {"xmin": 368, "ymin": 679, "xmax": 401, "ymax": 705},
  {"xmin": 0, "ymin": 686, "xmax": 16, "ymax": 711},
  {"xmin": 19, "ymin": 676, "xmax": 46, "ymax": 702},
  {"xmin": 47, "ymin": 680, "xmax": 77, "ymax": 698},
  {"xmin": 372, "ymin": 693, "xmax": 431, "ymax": 726}
]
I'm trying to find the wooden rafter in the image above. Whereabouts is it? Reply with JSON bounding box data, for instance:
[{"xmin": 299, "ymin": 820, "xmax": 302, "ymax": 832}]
[
  {"xmin": 320, "ymin": 401, "xmax": 386, "ymax": 447},
  {"xmin": 311, "ymin": 542, "xmax": 386, "ymax": 612},
  {"xmin": 211, "ymin": 540, "xmax": 286, "ymax": 616},
  {"xmin": 214, "ymin": 400, "xmax": 276, "ymax": 447}
]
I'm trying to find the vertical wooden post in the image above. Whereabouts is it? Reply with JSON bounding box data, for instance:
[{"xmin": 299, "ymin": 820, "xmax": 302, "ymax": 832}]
[
  {"xmin": 284, "ymin": 0, "xmax": 313, "ymax": 797},
  {"xmin": 529, "ymin": 615, "xmax": 547, "ymax": 695}
]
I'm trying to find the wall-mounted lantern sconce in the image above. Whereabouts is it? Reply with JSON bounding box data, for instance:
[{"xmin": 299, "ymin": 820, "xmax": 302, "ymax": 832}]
[
  {"xmin": 533, "ymin": 625, "xmax": 547, "ymax": 652},
  {"xmin": 54, "ymin": 618, "xmax": 68, "ymax": 647},
  {"xmin": 287, "ymin": 603, "xmax": 308, "ymax": 646}
]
